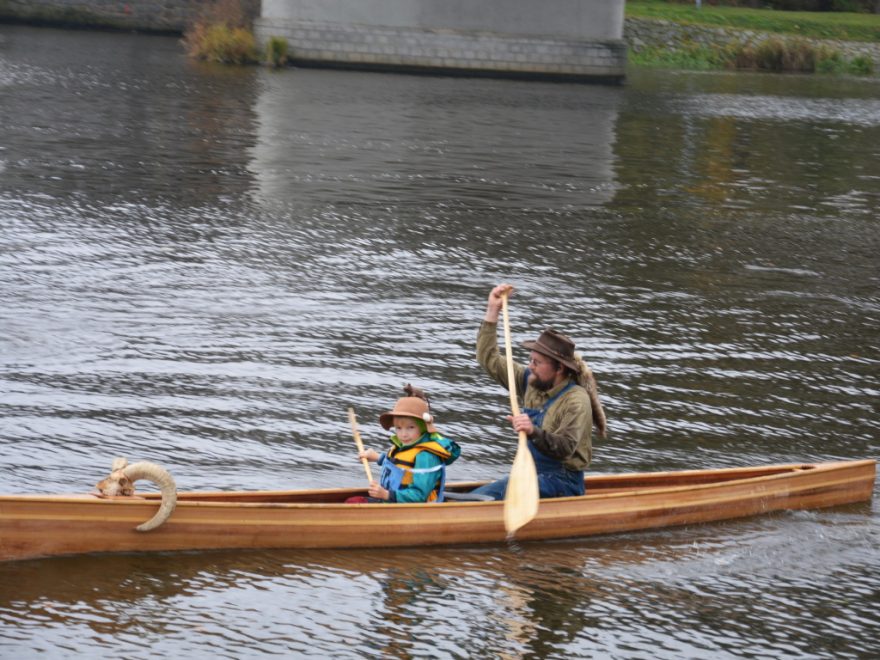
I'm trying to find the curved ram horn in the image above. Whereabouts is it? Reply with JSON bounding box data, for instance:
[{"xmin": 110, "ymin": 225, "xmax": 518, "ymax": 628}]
[{"xmin": 122, "ymin": 461, "xmax": 178, "ymax": 532}]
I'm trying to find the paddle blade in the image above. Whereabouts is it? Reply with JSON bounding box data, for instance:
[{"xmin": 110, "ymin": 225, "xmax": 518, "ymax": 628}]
[{"xmin": 504, "ymin": 434, "xmax": 539, "ymax": 536}]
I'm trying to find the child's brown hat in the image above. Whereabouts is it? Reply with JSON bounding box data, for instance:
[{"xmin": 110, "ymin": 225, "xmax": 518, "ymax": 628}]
[{"xmin": 379, "ymin": 395, "xmax": 437, "ymax": 433}]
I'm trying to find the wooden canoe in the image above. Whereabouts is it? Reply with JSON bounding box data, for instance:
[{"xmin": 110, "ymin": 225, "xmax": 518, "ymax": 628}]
[{"xmin": 0, "ymin": 459, "xmax": 875, "ymax": 562}]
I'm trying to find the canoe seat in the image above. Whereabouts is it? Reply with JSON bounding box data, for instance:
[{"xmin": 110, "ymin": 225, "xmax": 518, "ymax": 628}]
[{"xmin": 442, "ymin": 491, "xmax": 494, "ymax": 502}]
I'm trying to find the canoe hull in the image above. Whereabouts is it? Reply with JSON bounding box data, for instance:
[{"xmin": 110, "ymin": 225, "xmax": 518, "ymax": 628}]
[{"xmin": 1, "ymin": 460, "xmax": 875, "ymax": 561}]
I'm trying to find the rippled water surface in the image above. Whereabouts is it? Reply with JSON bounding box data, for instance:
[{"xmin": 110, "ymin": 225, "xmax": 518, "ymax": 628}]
[{"xmin": 1, "ymin": 25, "xmax": 878, "ymax": 659}]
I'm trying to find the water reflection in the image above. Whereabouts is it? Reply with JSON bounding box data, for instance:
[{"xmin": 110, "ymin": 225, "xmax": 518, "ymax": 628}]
[
  {"xmin": 3, "ymin": 509, "xmax": 875, "ymax": 658},
  {"xmin": 0, "ymin": 25, "xmax": 259, "ymax": 205},
  {"xmin": 615, "ymin": 69, "xmax": 880, "ymax": 217},
  {"xmin": 249, "ymin": 68, "xmax": 622, "ymax": 209}
]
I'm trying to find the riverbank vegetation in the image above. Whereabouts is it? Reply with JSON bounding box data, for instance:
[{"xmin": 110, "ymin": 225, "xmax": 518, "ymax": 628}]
[
  {"xmin": 182, "ymin": 0, "xmax": 288, "ymax": 67},
  {"xmin": 630, "ymin": 36, "xmax": 873, "ymax": 74},
  {"xmin": 180, "ymin": 0, "xmax": 876, "ymax": 75},
  {"xmin": 182, "ymin": 0, "xmax": 259, "ymax": 64},
  {"xmin": 627, "ymin": 0, "xmax": 880, "ymax": 42},
  {"xmin": 627, "ymin": 0, "xmax": 879, "ymax": 73}
]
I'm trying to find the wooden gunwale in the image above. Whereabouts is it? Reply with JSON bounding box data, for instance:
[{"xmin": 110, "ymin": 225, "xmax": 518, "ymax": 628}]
[
  {"xmin": 0, "ymin": 460, "xmax": 874, "ymax": 561},
  {"xmin": 105, "ymin": 460, "xmax": 871, "ymax": 505},
  {"xmin": 0, "ymin": 461, "xmax": 871, "ymax": 510},
  {"xmin": 96, "ymin": 462, "xmax": 825, "ymax": 504}
]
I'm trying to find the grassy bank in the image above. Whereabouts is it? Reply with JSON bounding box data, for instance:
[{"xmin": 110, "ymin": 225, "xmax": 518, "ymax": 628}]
[
  {"xmin": 627, "ymin": 0, "xmax": 880, "ymax": 43},
  {"xmin": 626, "ymin": 0, "xmax": 879, "ymax": 73}
]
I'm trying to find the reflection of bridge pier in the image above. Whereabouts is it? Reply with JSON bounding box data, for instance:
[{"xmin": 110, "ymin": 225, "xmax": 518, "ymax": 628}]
[
  {"xmin": 248, "ymin": 68, "xmax": 621, "ymax": 208},
  {"xmin": 255, "ymin": 0, "xmax": 626, "ymax": 83}
]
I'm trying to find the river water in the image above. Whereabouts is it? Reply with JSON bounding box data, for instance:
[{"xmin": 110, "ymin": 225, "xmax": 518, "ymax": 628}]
[{"xmin": 1, "ymin": 24, "xmax": 878, "ymax": 659}]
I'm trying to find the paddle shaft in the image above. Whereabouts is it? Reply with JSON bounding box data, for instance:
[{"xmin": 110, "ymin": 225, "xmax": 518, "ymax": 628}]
[
  {"xmin": 500, "ymin": 290, "xmax": 539, "ymax": 535},
  {"xmin": 501, "ymin": 294, "xmax": 525, "ymax": 428},
  {"xmin": 347, "ymin": 407, "xmax": 374, "ymax": 484}
]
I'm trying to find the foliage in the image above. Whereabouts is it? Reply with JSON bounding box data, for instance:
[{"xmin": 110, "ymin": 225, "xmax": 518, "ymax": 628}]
[
  {"xmin": 626, "ymin": 0, "xmax": 880, "ymax": 42},
  {"xmin": 748, "ymin": 37, "xmax": 818, "ymax": 70},
  {"xmin": 634, "ymin": 35, "xmax": 874, "ymax": 74},
  {"xmin": 183, "ymin": 23, "xmax": 258, "ymax": 64},
  {"xmin": 847, "ymin": 54, "xmax": 875, "ymax": 73},
  {"xmin": 630, "ymin": 42, "xmax": 738, "ymax": 69},
  {"xmin": 182, "ymin": 0, "xmax": 259, "ymax": 65},
  {"xmin": 265, "ymin": 36, "xmax": 289, "ymax": 68},
  {"xmin": 628, "ymin": 1, "xmax": 878, "ymax": 75}
]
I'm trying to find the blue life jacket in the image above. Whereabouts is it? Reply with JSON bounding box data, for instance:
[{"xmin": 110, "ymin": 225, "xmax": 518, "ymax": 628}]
[{"xmin": 378, "ymin": 433, "xmax": 458, "ymax": 503}]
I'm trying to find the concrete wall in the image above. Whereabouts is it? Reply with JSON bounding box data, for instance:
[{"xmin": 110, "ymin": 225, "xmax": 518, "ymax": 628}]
[
  {"xmin": 261, "ymin": 0, "xmax": 624, "ymax": 41},
  {"xmin": 255, "ymin": 0, "xmax": 627, "ymax": 82}
]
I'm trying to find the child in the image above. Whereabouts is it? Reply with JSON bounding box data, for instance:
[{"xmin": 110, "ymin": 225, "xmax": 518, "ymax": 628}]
[{"xmin": 352, "ymin": 385, "xmax": 460, "ymax": 503}]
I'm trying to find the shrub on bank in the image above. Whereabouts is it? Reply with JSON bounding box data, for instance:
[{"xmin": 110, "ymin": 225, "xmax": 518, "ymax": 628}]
[
  {"xmin": 184, "ymin": 23, "xmax": 258, "ymax": 64},
  {"xmin": 750, "ymin": 37, "xmax": 819, "ymax": 71},
  {"xmin": 182, "ymin": 0, "xmax": 259, "ymax": 65},
  {"xmin": 848, "ymin": 55, "xmax": 874, "ymax": 74},
  {"xmin": 634, "ymin": 36, "xmax": 874, "ymax": 74},
  {"xmin": 814, "ymin": 49, "xmax": 875, "ymax": 73},
  {"xmin": 265, "ymin": 36, "xmax": 289, "ymax": 68},
  {"xmin": 735, "ymin": 37, "xmax": 873, "ymax": 73},
  {"xmin": 628, "ymin": 13, "xmax": 876, "ymax": 75}
]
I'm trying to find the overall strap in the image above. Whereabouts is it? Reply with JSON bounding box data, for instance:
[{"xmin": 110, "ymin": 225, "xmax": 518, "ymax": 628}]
[{"xmin": 523, "ymin": 380, "xmax": 576, "ymax": 429}]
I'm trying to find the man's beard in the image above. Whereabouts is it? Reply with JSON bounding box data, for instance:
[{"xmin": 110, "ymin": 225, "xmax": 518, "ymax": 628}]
[{"xmin": 529, "ymin": 373, "xmax": 556, "ymax": 392}]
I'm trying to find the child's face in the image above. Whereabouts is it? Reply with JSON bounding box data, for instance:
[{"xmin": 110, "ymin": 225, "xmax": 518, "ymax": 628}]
[{"xmin": 393, "ymin": 417, "xmax": 423, "ymax": 444}]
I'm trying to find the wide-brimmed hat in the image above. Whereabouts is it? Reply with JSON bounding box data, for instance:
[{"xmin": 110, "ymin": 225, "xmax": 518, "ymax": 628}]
[
  {"xmin": 522, "ymin": 328, "xmax": 579, "ymax": 372},
  {"xmin": 379, "ymin": 396, "xmax": 437, "ymax": 433}
]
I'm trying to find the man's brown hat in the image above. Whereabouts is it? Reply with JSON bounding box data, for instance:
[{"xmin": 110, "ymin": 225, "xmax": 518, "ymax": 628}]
[{"xmin": 522, "ymin": 328, "xmax": 579, "ymax": 372}]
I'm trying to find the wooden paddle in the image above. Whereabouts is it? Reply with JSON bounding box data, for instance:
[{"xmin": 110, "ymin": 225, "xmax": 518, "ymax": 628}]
[
  {"xmin": 347, "ymin": 407, "xmax": 373, "ymax": 484},
  {"xmin": 501, "ymin": 291, "xmax": 539, "ymax": 536}
]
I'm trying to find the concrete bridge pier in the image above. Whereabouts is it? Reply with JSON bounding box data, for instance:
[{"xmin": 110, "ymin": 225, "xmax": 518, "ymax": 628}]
[{"xmin": 255, "ymin": 0, "xmax": 627, "ymax": 83}]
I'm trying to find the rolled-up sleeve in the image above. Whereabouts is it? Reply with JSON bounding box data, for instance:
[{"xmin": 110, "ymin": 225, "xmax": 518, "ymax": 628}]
[{"xmin": 476, "ymin": 321, "xmax": 526, "ymax": 392}]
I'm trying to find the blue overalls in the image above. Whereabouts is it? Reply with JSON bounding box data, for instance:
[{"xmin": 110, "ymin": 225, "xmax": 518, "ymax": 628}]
[{"xmin": 472, "ymin": 370, "xmax": 586, "ymax": 501}]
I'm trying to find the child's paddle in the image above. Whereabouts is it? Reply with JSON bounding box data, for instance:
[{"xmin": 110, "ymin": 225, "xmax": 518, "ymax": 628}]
[
  {"xmin": 500, "ymin": 291, "xmax": 539, "ymax": 536},
  {"xmin": 347, "ymin": 407, "xmax": 374, "ymax": 484}
]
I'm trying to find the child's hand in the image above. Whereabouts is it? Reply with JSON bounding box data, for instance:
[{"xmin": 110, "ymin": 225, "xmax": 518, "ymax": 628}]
[
  {"xmin": 359, "ymin": 449, "xmax": 380, "ymax": 463},
  {"xmin": 368, "ymin": 481, "xmax": 390, "ymax": 501}
]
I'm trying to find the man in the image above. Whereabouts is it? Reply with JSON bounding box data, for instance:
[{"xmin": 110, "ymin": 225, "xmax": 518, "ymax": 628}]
[{"xmin": 472, "ymin": 283, "xmax": 606, "ymax": 500}]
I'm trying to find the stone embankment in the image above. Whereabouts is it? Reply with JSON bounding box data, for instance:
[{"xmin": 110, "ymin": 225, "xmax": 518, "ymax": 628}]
[
  {"xmin": 1, "ymin": 3, "xmax": 876, "ymax": 72},
  {"xmin": 624, "ymin": 17, "xmax": 880, "ymax": 70},
  {"xmin": 0, "ymin": 0, "xmax": 196, "ymax": 32},
  {"xmin": 0, "ymin": 0, "xmax": 257, "ymax": 33}
]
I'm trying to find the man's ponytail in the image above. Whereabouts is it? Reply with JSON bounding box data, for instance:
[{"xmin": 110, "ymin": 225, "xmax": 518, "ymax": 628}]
[{"xmin": 573, "ymin": 354, "xmax": 607, "ymax": 439}]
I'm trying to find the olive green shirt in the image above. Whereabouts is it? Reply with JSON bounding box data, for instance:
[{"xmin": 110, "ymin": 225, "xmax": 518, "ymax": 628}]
[{"xmin": 476, "ymin": 321, "xmax": 592, "ymax": 471}]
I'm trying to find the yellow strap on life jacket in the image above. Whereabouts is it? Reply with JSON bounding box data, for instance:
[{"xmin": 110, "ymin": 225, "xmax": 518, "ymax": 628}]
[
  {"xmin": 386, "ymin": 442, "xmax": 450, "ymax": 498},
  {"xmin": 388, "ymin": 441, "xmax": 451, "ymax": 466}
]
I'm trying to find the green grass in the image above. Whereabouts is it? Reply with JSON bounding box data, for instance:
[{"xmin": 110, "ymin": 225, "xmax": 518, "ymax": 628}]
[
  {"xmin": 629, "ymin": 43, "xmax": 737, "ymax": 69},
  {"xmin": 626, "ymin": 0, "xmax": 880, "ymax": 43}
]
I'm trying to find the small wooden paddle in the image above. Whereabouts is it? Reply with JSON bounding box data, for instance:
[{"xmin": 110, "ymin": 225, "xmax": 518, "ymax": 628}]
[
  {"xmin": 347, "ymin": 407, "xmax": 373, "ymax": 484},
  {"xmin": 501, "ymin": 290, "xmax": 539, "ymax": 536}
]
